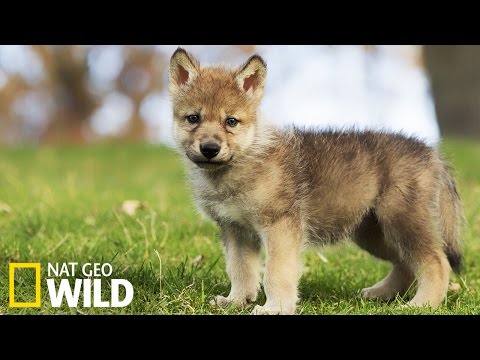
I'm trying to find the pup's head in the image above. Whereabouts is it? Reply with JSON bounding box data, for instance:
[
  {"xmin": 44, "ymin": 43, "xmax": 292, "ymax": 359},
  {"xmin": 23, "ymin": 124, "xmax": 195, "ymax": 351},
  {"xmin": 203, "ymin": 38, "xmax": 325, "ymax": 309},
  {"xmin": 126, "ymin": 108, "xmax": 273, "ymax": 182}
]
[{"xmin": 169, "ymin": 48, "xmax": 267, "ymax": 171}]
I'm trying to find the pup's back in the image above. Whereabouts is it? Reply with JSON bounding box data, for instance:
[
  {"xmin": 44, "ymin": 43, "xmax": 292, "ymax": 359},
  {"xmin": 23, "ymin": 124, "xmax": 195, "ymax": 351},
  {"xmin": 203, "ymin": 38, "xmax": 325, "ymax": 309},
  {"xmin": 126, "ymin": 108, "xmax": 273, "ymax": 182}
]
[{"xmin": 286, "ymin": 129, "xmax": 462, "ymax": 274}]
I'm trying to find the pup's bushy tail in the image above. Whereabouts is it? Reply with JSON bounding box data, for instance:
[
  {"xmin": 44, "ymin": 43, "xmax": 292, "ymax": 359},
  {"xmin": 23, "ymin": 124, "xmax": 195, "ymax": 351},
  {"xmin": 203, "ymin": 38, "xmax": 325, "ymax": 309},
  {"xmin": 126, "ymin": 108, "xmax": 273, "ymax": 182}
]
[{"xmin": 439, "ymin": 163, "xmax": 464, "ymax": 274}]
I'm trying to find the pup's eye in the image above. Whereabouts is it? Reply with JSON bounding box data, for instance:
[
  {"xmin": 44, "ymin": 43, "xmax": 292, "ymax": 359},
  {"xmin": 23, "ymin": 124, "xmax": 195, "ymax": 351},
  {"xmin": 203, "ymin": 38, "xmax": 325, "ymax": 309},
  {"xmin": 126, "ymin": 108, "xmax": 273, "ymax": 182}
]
[
  {"xmin": 187, "ymin": 115, "xmax": 200, "ymax": 124},
  {"xmin": 225, "ymin": 118, "xmax": 238, "ymax": 127}
]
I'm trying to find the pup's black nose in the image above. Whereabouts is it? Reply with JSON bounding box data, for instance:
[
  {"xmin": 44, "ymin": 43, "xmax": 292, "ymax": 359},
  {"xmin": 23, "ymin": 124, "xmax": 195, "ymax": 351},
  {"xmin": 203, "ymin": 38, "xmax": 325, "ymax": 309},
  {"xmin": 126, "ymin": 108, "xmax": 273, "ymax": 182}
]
[{"xmin": 200, "ymin": 143, "xmax": 221, "ymax": 159}]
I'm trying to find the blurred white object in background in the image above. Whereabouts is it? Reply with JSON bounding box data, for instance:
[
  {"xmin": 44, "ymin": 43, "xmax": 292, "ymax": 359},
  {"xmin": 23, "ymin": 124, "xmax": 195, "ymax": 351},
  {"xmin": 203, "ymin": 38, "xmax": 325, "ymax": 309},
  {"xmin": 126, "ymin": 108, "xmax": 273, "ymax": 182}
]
[{"xmin": 154, "ymin": 45, "xmax": 439, "ymax": 146}]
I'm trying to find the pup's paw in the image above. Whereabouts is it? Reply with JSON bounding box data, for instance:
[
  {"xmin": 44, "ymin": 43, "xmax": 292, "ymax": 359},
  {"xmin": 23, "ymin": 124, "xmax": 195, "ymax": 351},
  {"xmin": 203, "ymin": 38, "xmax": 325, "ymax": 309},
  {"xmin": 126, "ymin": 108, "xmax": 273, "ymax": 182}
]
[
  {"xmin": 361, "ymin": 285, "xmax": 395, "ymax": 300},
  {"xmin": 405, "ymin": 298, "xmax": 438, "ymax": 308},
  {"xmin": 210, "ymin": 294, "xmax": 256, "ymax": 308},
  {"xmin": 251, "ymin": 304, "xmax": 295, "ymax": 315},
  {"xmin": 211, "ymin": 295, "xmax": 234, "ymax": 308},
  {"xmin": 388, "ymin": 300, "xmax": 436, "ymax": 311}
]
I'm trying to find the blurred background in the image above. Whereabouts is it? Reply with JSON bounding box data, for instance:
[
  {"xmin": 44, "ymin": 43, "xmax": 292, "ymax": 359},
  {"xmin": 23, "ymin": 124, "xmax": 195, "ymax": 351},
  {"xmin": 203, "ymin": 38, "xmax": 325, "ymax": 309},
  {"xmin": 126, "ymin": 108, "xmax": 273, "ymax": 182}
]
[{"xmin": 0, "ymin": 45, "xmax": 478, "ymax": 147}]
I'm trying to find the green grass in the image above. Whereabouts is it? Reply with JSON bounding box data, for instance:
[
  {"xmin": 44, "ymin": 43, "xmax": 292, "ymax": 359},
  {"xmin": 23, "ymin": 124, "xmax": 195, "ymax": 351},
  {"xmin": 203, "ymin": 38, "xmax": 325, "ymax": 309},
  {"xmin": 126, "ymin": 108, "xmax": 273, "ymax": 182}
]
[{"xmin": 0, "ymin": 139, "xmax": 479, "ymax": 314}]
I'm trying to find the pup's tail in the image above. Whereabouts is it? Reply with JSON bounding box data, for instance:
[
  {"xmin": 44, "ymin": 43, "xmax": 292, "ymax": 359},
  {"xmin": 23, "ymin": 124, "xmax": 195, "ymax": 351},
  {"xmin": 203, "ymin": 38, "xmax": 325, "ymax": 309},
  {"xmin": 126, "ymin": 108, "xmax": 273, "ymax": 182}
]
[{"xmin": 439, "ymin": 163, "xmax": 464, "ymax": 274}]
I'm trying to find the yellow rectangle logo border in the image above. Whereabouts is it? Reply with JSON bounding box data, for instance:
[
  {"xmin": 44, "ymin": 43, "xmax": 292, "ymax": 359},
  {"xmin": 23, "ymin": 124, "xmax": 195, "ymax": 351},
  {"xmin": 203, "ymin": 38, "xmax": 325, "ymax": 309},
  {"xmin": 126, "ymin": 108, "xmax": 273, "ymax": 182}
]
[{"xmin": 9, "ymin": 263, "xmax": 41, "ymax": 308}]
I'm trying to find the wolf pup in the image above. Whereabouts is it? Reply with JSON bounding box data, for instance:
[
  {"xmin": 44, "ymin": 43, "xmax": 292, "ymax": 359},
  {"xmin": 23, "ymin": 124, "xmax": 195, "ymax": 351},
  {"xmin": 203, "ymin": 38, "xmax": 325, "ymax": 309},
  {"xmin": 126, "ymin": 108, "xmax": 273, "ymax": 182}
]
[{"xmin": 169, "ymin": 48, "xmax": 463, "ymax": 314}]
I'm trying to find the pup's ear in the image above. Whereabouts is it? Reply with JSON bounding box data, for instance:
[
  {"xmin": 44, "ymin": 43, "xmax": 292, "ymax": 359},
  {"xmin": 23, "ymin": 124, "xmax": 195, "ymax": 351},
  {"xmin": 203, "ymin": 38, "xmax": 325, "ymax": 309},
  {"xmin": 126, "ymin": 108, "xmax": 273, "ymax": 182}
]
[
  {"xmin": 235, "ymin": 54, "xmax": 267, "ymax": 103},
  {"xmin": 169, "ymin": 48, "xmax": 200, "ymax": 96}
]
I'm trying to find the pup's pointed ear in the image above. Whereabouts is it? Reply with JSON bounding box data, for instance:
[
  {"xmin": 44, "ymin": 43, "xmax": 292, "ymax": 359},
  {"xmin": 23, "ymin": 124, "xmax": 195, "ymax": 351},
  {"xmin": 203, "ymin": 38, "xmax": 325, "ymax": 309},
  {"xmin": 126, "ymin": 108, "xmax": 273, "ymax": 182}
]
[
  {"xmin": 235, "ymin": 54, "xmax": 267, "ymax": 103},
  {"xmin": 169, "ymin": 48, "xmax": 200, "ymax": 95}
]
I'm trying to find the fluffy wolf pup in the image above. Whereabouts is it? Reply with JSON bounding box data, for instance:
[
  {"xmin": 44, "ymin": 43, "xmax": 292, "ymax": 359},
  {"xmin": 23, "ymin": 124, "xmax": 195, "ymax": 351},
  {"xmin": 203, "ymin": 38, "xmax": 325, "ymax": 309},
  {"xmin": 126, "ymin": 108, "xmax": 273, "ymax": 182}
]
[{"xmin": 169, "ymin": 48, "xmax": 463, "ymax": 314}]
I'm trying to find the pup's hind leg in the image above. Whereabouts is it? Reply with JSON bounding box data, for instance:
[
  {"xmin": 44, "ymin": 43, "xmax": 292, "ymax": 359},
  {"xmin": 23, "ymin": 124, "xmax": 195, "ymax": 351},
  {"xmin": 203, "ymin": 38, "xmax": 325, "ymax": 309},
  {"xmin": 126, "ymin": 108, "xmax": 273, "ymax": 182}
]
[
  {"xmin": 407, "ymin": 252, "xmax": 450, "ymax": 307},
  {"xmin": 353, "ymin": 212, "xmax": 415, "ymax": 300},
  {"xmin": 215, "ymin": 224, "xmax": 262, "ymax": 308},
  {"xmin": 360, "ymin": 264, "xmax": 415, "ymax": 300},
  {"xmin": 377, "ymin": 199, "xmax": 451, "ymax": 308}
]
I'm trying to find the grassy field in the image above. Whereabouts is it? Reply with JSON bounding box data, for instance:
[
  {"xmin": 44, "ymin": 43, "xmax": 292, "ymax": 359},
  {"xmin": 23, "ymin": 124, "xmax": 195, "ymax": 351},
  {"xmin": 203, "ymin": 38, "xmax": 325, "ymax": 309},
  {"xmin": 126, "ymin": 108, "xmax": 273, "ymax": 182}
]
[{"xmin": 0, "ymin": 139, "xmax": 479, "ymax": 315}]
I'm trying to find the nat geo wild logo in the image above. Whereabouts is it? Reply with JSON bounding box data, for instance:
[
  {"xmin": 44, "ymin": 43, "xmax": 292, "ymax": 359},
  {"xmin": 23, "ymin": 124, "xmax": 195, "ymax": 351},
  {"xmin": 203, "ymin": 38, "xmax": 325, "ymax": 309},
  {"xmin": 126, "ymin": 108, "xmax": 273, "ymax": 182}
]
[{"xmin": 9, "ymin": 262, "xmax": 134, "ymax": 308}]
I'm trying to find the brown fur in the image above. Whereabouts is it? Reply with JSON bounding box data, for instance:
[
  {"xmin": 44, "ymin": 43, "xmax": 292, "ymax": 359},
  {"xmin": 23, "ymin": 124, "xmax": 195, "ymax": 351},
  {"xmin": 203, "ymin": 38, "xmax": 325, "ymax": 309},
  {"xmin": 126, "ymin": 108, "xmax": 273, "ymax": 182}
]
[{"xmin": 169, "ymin": 48, "xmax": 464, "ymax": 314}]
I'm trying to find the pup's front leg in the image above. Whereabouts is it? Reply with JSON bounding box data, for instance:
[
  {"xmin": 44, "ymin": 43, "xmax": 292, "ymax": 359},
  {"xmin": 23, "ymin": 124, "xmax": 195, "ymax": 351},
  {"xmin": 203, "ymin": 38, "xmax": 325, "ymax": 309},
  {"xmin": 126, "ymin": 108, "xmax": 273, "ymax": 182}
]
[
  {"xmin": 253, "ymin": 217, "xmax": 303, "ymax": 315},
  {"xmin": 214, "ymin": 223, "xmax": 262, "ymax": 308}
]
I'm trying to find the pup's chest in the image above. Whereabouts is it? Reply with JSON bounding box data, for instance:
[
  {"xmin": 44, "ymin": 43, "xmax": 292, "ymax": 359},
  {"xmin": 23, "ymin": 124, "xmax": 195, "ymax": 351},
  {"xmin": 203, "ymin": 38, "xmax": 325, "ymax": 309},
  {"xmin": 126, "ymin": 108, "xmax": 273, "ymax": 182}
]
[
  {"xmin": 194, "ymin": 183, "xmax": 256, "ymax": 225},
  {"xmin": 209, "ymin": 198, "xmax": 251, "ymax": 224}
]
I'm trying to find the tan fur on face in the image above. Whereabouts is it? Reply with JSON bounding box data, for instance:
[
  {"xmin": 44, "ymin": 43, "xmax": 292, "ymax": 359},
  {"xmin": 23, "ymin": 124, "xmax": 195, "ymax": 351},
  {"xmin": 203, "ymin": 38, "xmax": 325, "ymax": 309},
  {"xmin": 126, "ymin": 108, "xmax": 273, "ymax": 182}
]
[
  {"xmin": 170, "ymin": 48, "xmax": 464, "ymax": 315},
  {"xmin": 170, "ymin": 49, "xmax": 265, "ymax": 169}
]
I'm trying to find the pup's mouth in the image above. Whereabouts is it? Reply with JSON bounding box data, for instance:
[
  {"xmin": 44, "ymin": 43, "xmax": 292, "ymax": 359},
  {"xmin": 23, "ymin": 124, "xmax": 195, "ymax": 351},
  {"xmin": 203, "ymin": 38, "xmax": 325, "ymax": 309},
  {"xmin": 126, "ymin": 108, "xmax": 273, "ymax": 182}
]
[
  {"xmin": 194, "ymin": 161, "xmax": 228, "ymax": 170},
  {"xmin": 186, "ymin": 153, "xmax": 233, "ymax": 170}
]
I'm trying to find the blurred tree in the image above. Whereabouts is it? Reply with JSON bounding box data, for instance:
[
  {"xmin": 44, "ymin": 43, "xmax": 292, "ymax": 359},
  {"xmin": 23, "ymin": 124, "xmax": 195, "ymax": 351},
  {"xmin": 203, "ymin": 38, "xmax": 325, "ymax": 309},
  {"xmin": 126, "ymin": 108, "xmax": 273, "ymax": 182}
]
[
  {"xmin": 116, "ymin": 46, "xmax": 164, "ymax": 141},
  {"xmin": 0, "ymin": 75, "xmax": 31, "ymax": 144},
  {"xmin": 36, "ymin": 45, "xmax": 97, "ymax": 144},
  {"xmin": 424, "ymin": 45, "xmax": 480, "ymax": 138}
]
